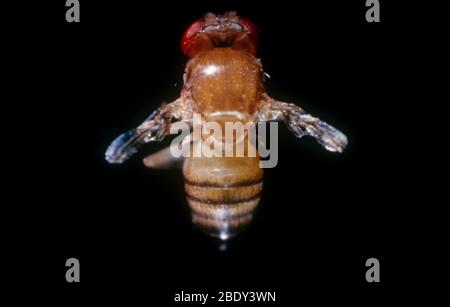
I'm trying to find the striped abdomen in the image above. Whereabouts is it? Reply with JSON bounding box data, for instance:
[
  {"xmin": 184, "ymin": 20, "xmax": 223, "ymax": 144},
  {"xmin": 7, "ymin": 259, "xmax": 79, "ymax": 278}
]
[{"xmin": 183, "ymin": 155, "xmax": 263, "ymax": 239}]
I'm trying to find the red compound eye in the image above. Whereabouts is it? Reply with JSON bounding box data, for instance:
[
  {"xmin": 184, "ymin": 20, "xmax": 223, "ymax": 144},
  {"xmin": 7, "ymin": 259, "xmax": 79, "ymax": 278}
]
[
  {"xmin": 240, "ymin": 17, "xmax": 259, "ymax": 50},
  {"xmin": 180, "ymin": 19, "xmax": 203, "ymax": 55}
]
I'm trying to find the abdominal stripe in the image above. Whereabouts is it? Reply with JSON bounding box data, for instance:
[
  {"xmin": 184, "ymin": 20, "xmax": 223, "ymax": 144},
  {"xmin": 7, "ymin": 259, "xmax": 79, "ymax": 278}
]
[
  {"xmin": 186, "ymin": 193, "xmax": 260, "ymax": 205},
  {"xmin": 184, "ymin": 178, "xmax": 263, "ymax": 188}
]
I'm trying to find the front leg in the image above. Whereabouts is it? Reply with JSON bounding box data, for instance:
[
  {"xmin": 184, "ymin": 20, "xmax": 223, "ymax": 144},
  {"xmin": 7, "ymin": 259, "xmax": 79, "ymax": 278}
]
[
  {"xmin": 256, "ymin": 94, "xmax": 348, "ymax": 153},
  {"xmin": 105, "ymin": 93, "xmax": 193, "ymax": 163}
]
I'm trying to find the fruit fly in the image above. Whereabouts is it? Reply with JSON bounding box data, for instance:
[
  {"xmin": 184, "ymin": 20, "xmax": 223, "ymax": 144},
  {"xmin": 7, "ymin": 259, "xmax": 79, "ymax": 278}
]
[{"xmin": 105, "ymin": 12, "xmax": 347, "ymax": 240}]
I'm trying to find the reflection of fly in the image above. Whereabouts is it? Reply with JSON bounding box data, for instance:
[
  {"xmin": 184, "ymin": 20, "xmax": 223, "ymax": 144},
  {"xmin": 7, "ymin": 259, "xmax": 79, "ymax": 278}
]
[{"xmin": 105, "ymin": 12, "xmax": 348, "ymax": 240}]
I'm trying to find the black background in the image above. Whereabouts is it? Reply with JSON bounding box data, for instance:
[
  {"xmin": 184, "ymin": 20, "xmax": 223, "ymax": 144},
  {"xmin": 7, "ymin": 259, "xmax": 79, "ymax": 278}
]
[{"xmin": 8, "ymin": 0, "xmax": 429, "ymax": 303}]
